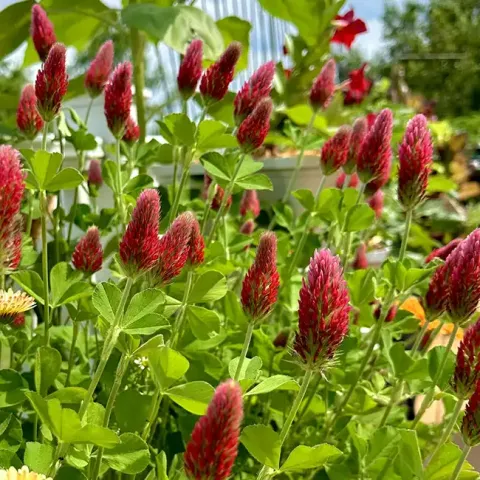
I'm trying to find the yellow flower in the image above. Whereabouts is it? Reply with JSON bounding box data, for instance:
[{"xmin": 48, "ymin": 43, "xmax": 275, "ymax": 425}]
[
  {"xmin": 0, "ymin": 466, "xmax": 52, "ymax": 480},
  {"xmin": 0, "ymin": 289, "xmax": 35, "ymax": 321}
]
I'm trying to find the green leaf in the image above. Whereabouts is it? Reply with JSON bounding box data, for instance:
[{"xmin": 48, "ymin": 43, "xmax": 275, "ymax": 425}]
[
  {"xmin": 428, "ymin": 346, "xmax": 456, "ymax": 389},
  {"xmin": 0, "ymin": 370, "xmax": 28, "ymax": 408},
  {"xmin": 24, "ymin": 442, "xmax": 55, "ymax": 476},
  {"xmin": 45, "ymin": 167, "xmax": 84, "ymax": 191},
  {"xmin": 246, "ymin": 375, "xmax": 298, "ymax": 396},
  {"xmin": 103, "ymin": 433, "xmax": 150, "ymax": 475},
  {"xmin": 121, "ymin": 289, "xmax": 165, "ymax": 329},
  {"xmin": 316, "ymin": 188, "xmax": 342, "ymax": 221},
  {"xmin": 188, "ymin": 271, "xmax": 227, "ymax": 303},
  {"xmin": 46, "ymin": 388, "xmax": 87, "ymax": 405},
  {"xmin": 50, "ymin": 262, "xmax": 92, "ymax": 307},
  {"xmin": 0, "ymin": 414, "xmax": 22, "ymax": 453},
  {"xmin": 124, "ymin": 175, "xmax": 154, "ymax": 196},
  {"xmin": 425, "ymin": 442, "xmax": 478, "ymax": 480},
  {"xmin": 186, "ymin": 306, "xmax": 220, "ymax": 340},
  {"xmin": 28, "ymin": 151, "xmax": 63, "ymax": 190},
  {"xmin": 148, "ymin": 347, "xmax": 189, "ymax": 391},
  {"xmin": 235, "ymin": 173, "xmax": 273, "ymax": 191},
  {"xmin": 347, "ymin": 269, "xmax": 375, "ymax": 307},
  {"xmin": 280, "ymin": 444, "xmax": 342, "ymax": 472},
  {"xmin": 201, "ymin": 152, "xmax": 236, "ymax": 182},
  {"xmin": 396, "ymin": 429, "xmax": 423, "ymax": 480},
  {"xmin": 216, "ymin": 16, "xmax": 251, "ymax": 71},
  {"xmin": 428, "ymin": 175, "xmax": 457, "ymax": 194},
  {"xmin": 196, "ymin": 120, "xmax": 238, "ymax": 151},
  {"xmin": 158, "ymin": 113, "xmax": 196, "ymax": 147},
  {"xmin": 404, "ymin": 266, "xmax": 436, "ymax": 291},
  {"xmin": 240, "ymin": 425, "xmax": 281, "ymax": 469},
  {"xmin": 344, "ymin": 204, "xmax": 375, "ymax": 232},
  {"xmin": 166, "ymin": 381, "xmax": 214, "ymax": 415},
  {"xmin": 11, "ymin": 270, "xmax": 44, "ymax": 305},
  {"xmin": 35, "ymin": 346, "xmax": 62, "ymax": 396},
  {"xmin": 55, "ymin": 467, "xmax": 87, "ymax": 480},
  {"xmin": 66, "ymin": 128, "xmax": 97, "ymax": 151},
  {"xmin": 122, "ymin": 313, "xmax": 169, "ymax": 335},
  {"xmin": 292, "ymin": 189, "xmax": 315, "ymax": 211},
  {"xmin": 102, "ymin": 160, "xmax": 118, "ymax": 193},
  {"xmin": 228, "ymin": 356, "xmax": 262, "ymax": 382},
  {"xmin": 0, "ymin": 1, "xmax": 31, "ymax": 60},
  {"xmin": 115, "ymin": 391, "xmax": 152, "ymax": 433},
  {"xmin": 133, "ymin": 334, "xmax": 165, "ymax": 357},
  {"xmin": 284, "ymin": 104, "xmax": 328, "ymax": 130},
  {"xmin": 92, "ymin": 283, "xmax": 122, "ymax": 326}
]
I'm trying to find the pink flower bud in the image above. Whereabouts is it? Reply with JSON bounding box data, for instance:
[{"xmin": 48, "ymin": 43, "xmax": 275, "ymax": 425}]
[
  {"xmin": 462, "ymin": 384, "xmax": 480, "ymax": 446},
  {"xmin": 0, "ymin": 146, "xmax": 25, "ymax": 224},
  {"xmin": 212, "ymin": 185, "xmax": 232, "ymax": 211},
  {"xmin": 425, "ymin": 238, "xmax": 462, "ymax": 264},
  {"xmin": 88, "ymin": 159, "xmax": 103, "ymax": 188},
  {"xmin": 240, "ymin": 219, "xmax": 255, "ymax": 235},
  {"xmin": 352, "ymin": 243, "xmax": 368, "ymax": 269},
  {"xmin": 240, "ymin": 190, "xmax": 260, "ymax": 218},
  {"xmin": 344, "ymin": 117, "xmax": 368, "ymax": 173},
  {"xmin": 336, "ymin": 172, "xmax": 360, "ymax": 189},
  {"xmin": 72, "ymin": 226, "xmax": 103, "ymax": 275},
  {"xmin": 31, "ymin": 5, "xmax": 56, "ymax": 62},
  {"xmin": 184, "ymin": 380, "xmax": 243, "ymax": 480},
  {"xmin": 177, "ymin": 39, "xmax": 203, "ymax": 99},
  {"xmin": 237, "ymin": 98, "xmax": 272, "ymax": 152},
  {"xmin": 367, "ymin": 190, "xmax": 384, "ymax": 219},
  {"xmin": 188, "ymin": 215, "xmax": 205, "ymax": 267},
  {"xmin": 294, "ymin": 249, "xmax": 351, "ymax": 366},
  {"xmin": 122, "ymin": 116, "xmax": 140, "ymax": 144},
  {"xmin": 35, "ymin": 43, "xmax": 68, "ymax": 122},
  {"xmin": 85, "ymin": 40, "xmax": 114, "ymax": 98},
  {"xmin": 320, "ymin": 126, "xmax": 352, "ymax": 175},
  {"xmin": 17, "ymin": 84, "xmax": 43, "ymax": 140},
  {"xmin": 309, "ymin": 59, "xmax": 336, "ymax": 110},
  {"xmin": 398, "ymin": 114, "xmax": 433, "ymax": 210}
]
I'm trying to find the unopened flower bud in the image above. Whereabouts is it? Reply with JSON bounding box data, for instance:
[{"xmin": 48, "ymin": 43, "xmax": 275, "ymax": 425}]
[
  {"xmin": 72, "ymin": 226, "xmax": 103, "ymax": 275},
  {"xmin": 237, "ymin": 98, "xmax": 272, "ymax": 152},
  {"xmin": 31, "ymin": 5, "xmax": 56, "ymax": 62},
  {"xmin": 17, "ymin": 85, "xmax": 43, "ymax": 140},
  {"xmin": 309, "ymin": 59, "xmax": 336, "ymax": 110},
  {"xmin": 320, "ymin": 126, "xmax": 352, "ymax": 175},
  {"xmin": 177, "ymin": 39, "xmax": 203, "ymax": 99},
  {"xmin": 85, "ymin": 40, "xmax": 114, "ymax": 98}
]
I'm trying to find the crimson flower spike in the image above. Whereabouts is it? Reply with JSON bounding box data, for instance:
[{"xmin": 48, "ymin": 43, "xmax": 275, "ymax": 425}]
[
  {"xmin": 293, "ymin": 249, "xmax": 351, "ymax": 368},
  {"xmin": 462, "ymin": 384, "xmax": 480, "ymax": 447},
  {"xmin": 445, "ymin": 228, "xmax": 480, "ymax": 325},
  {"xmin": 241, "ymin": 232, "xmax": 280, "ymax": 321},
  {"xmin": 122, "ymin": 117, "xmax": 140, "ymax": 144},
  {"xmin": 425, "ymin": 238, "xmax": 462, "ymax": 264},
  {"xmin": 240, "ymin": 219, "xmax": 255, "ymax": 236},
  {"xmin": 72, "ymin": 226, "xmax": 103, "ymax": 275},
  {"xmin": 31, "ymin": 4, "xmax": 56, "ymax": 62},
  {"xmin": 0, "ymin": 146, "xmax": 25, "ymax": 225},
  {"xmin": 187, "ymin": 215, "xmax": 205, "ymax": 267},
  {"xmin": 364, "ymin": 158, "xmax": 391, "ymax": 196},
  {"xmin": 352, "ymin": 243, "xmax": 368, "ymax": 270},
  {"xmin": 368, "ymin": 190, "xmax": 384, "ymax": 219},
  {"xmin": 237, "ymin": 98, "xmax": 273, "ymax": 152},
  {"xmin": 184, "ymin": 380, "xmax": 243, "ymax": 480},
  {"xmin": 309, "ymin": 59, "xmax": 336, "ymax": 111},
  {"xmin": 177, "ymin": 39, "xmax": 203, "ymax": 100},
  {"xmin": 336, "ymin": 172, "xmax": 360, "ymax": 189},
  {"xmin": 119, "ymin": 189, "xmax": 161, "ymax": 278},
  {"xmin": 320, "ymin": 125, "xmax": 352, "ymax": 175},
  {"xmin": 239, "ymin": 190, "xmax": 260, "ymax": 218},
  {"xmin": 0, "ymin": 215, "xmax": 23, "ymax": 273},
  {"xmin": 85, "ymin": 40, "xmax": 114, "ymax": 98},
  {"xmin": 17, "ymin": 84, "xmax": 43, "ymax": 140},
  {"xmin": 234, "ymin": 61, "xmax": 275, "ymax": 124},
  {"xmin": 344, "ymin": 117, "xmax": 368, "ymax": 174},
  {"xmin": 398, "ymin": 114, "xmax": 433, "ymax": 210},
  {"xmin": 88, "ymin": 159, "xmax": 103, "ymax": 189},
  {"xmin": 35, "ymin": 43, "xmax": 69, "ymax": 122},
  {"xmin": 424, "ymin": 263, "xmax": 450, "ymax": 319},
  {"xmin": 200, "ymin": 42, "xmax": 242, "ymax": 102}
]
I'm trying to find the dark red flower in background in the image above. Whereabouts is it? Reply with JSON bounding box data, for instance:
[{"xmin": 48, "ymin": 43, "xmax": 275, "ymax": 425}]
[
  {"xmin": 368, "ymin": 190, "xmax": 384, "ymax": 219},
  {"xmin": 320, "ymin": 125, "xmax": 352, "ymax": 175},
  {"xmin": 88, "ymin": 159, "xmax": 103, "ymax": 188},
  {"xmin": 122, "ymin": 117, "xmax": 140, "ymax": 144},
  {"xmin": 85, "ymin": 40, "xmax": 114, "ymax": 98},
  {"xmin": 336, "ymin": 172, "xmax": 360, "ymax": 189},
  {"xmin": 188, "ymin": 216, "xmax": 205, "ymax": 267},
  {"xmin": 462, "ymin": 384, "xmax": 480, "ymax": 447},
  {"xmin": 344, "ymin": 64, "xmax": 372, "ymax": 105},
  {"xmin": 331, "ymin": 9, "xmax": 367, "ymax": 49},
  {"xmin": 240, "ymin": 219, "xmax": 255, "ymax": 236},
  {"xmin": 344, "ymin": 117, "xmax": 368, "ymax": 174},
  {"xmin": 35, "ymin": 43, "xmax": 68, "ymax": 122},
  {"xmin": 353, "ymin": 243, "xmax": 368, "ymax": 270},
  {"xmin": 212, "ymin": 185, "xmax": 232, "ymax": 211},
  {"xmin": 237, "ymin": 98, "xmax": 272, "ymax": 152},
  {"xmin": 17, "ymin": 84, "xmax": 43, "ymax": 140},
  {"xmin": 240, "ymin": 190, "xmax": 261, "ymax": 218},
  {"xmin": 31, "ymin": 4, "xmax": 56, "ymax": 62},
  {"xmin": 374, "ymin": 303, "xmax": 398, "ymax": 323},
  {"xmin": 425, "ymin": 238, "xmax": 462, "ymax": 264},
  {"xmin": 184, "ymin": 380, "xmax": 243, "ymax": 480},
  {"xmin": 177, "ymin": 39, "xmax": 203, "ymax": 100},
  {"xmin": 11, "ymin": 313, "xmax": 25, "ymax": 329},
  {"xmin": 72, "ymin": 226, "xmax": 103, "ymax": 275},
  {"xmin": 309, "ymin": 59, "xmax": 336, "ymax": 111}
]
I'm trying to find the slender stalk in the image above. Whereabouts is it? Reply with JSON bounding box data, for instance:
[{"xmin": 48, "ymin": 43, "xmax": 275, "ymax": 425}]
[
  {"xmin": 223, "ymin": 217, "xmax": 230, "ymax": 260},
  {"xmin": 257, "ymin": 369, "xmax": 313, "ymax": 479},
  {"xmin": 172, "ymin": 146, "xmax": 179, "ymax": 200},
  {"xmin": 450, "ymin": 444, "xmax": 471, "ymax": 480},
  {"xmin": 169, "ymin": 155, "xmax": 190, "ymax": 223},
  {"xmin": 0, "ymin": 275, "xmax": 4, "ymax": 290},
  {"xmin": 424, "ymin": 321, "xmax": 444, "ymax": 352},
  {"xmin": 42, "ymin": 122, "xmax": 49, "ymax": 151},
  {"xmin": 85, "ymin": 97, "xmax": 94, "ymax": 124},
  {"xmin": 412, "ymin": 324, "xmax": 459, "ymax": 428},
  {"xmin": 130, "ymin": 14, "xmax": 146, "ymax": 144},
  {"xmin": 65, "ymin": 322, "xmax": 79, "ymax": 387},
  {"xmin": 169, "ymin": 270, "xmax": 194, "ymax": 348},
  {"xmin": 67, "ymin": 151, "xmax": 85, "ymax": 244},
  {"xmin": 40, "ymin": 190, "xmax": 51, "ymax": 346},
  {"xmin": 399, "ymin": 209, "xmax": 413, "ymax": 262},
  {"xmin": 142, "ymin": 389, "xmax": 162, "ymax": 441},
  {"xmin": 411, "ymin": 318, "xmax": 432, "ymax": 356},
  {"xmin": 295, "ymin": 374, "xmax": 321, "ymax": 428},
  {"xmin": 115, "ymin": 138, "xmax": 126, "ymax": 229},
  {"xmin": 234, "ymin": 322, "xmax": 255, "ymax": 382},
  {"xmin": 25, "ymin": 191, "xmax": 34, "ymax": 237}
]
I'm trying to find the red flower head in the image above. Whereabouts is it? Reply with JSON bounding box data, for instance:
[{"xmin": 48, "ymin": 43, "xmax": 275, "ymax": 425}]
[
  {"xmin": 344, "ymin": 64, "xmax": 373, "ymax": 105},
  {"xmin": 425, "ymin": 238, "xmax": 462, "ymax": 264},
  {"xmin": 122, "ymin": 117, "xmax": 140, "ymax": 144},
  {"xmin": 72, "ymin": 226, "xmax": 103, "ymax": 275},
  {"xmin": 309, "ymin": 59, "xmax": 336, "ymax": 111},
  {"xmin": 234, "ymin": 61, "xmax": 275, "ymax": 124},
  {"xmin": 35, "ymin": 43, "xmax": 68, "ymax": 122},
  {"xmin": 331, "ymin": 9, "xmax": 367, "ymax": 49},
  {"xmin": 462, "ymin": 384, "xmax": 480, "ymax": 447},
  {"xmin": 374, "ymin": 303, "xmax": 398, "ymax": 323},
  {"xmin": 0, "ymin": 146, "xmax": 25, "ymax": 224},
  {"xmin": 212, "ymin": 185, "xmax": 232, "ymax": 211},
  {"xmin": 452, "ymin": 319, "xmax": 480, "ymax": 399},
  {"xmin": 366, "ymin": 112, "xmax": 377, "ymax": 129},
  {"xmin": 119, "ymin": 189, "xmax": 161, "ymax": 278},
  {"xmin": 184, "ymin": 380, "xmax": 243, "ymax": 480},
  {"xmin": 200, "ymin": 42, "xmax": 242, "ymax": 102},
  {"xmin": 336, "ymin": 171, "xmax": 360, "ymax": 189},
  {"xmin": 445, "ymin": 229, "xmax": 480, "ymax": 325},
  {"xmin": 104, "ymin": 62, "xmax": 133, "ymax": 138},
  {"xmin": 357, "ymin": 109, "xmax": 393, "ymax": 184},
  {"xmin": 345, "ymin": 117, "xmax": 368, "ymax": 174},
  {"xmin": 0, "ymin": 216, "xmax": 23, "ymax": 272},
  {"xmin": 31, "ymin": 4, "xmax": 56, "ymax": 62},
  {"xmin": 237, "ymin": 98, "xmax": 273, "ymax": 152},
  {"xmin": 88, "ymin": 159, "xmax": 103, "ymax": 188},
  {"xmin": 273, "ymin": 330, "xmax": 290, "ymax": 349},
  {"xmin": 424, "ymin": 263, "xmax": 450, "ymax": 319},
  {"xmin": 188, "ymin": 215, "xmax": 205, "ymax": 267},
  {"xmin": 352, "ymin": 243, "xmax": 368, "ymax": 269},
  {"xmin": 12, "ymin": 313, "xmax": 25, "ymax": 329},
  {"xmin": 17, "ymin": 84, "xmax": 43, "ymax": 140},
  {"xmin": 398, "ymin": 114, "xmax": 433, "ymax": 210},
  {"xmin": 284, "ymin": 68, "xmax": 292, "ymax": 80},
  {"xmin": 241, "ymin": 232, "xmax": 280, "ymax": 322},
  {"xmin": 177, "ymin": 39, "xmax": 203, "ymax": 99},
  {"xmin": 240, "ymin": 219, "xmax": 255, "ymax": 236},
  {"xmin": 320, "ymin": 125, "xmax": 352, "ymax": 175},
  {"xmin": 368, "ymin": 190, "xmax": 384, "ymax": 219},
  {"xmin": 149, "ymin": 212, "xmax": 193, "ymax": 287},
  {"xmin": 85, "ymin": 40, "xmax": 114, "ymax": 98},
  {"xmin": 240, "ymin": 190, "xmax": 260, "ymax": 218},
  {"xmin": 293, "ymin": 249, "xmax": 351, "ymax": 367},
  {"xmin": 364, "ymin": 159, "xmax": 391, "ymax": 196}
]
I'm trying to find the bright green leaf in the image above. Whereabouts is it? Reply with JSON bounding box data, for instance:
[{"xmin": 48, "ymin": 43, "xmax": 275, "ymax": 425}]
[
  {"xmin": 345, "ymin": 204, "xmax": 375, "ymax": 232},
  {"xmin": 186, "ymin": 306, "xmax": 220, "ymax": 340},
  {"xmin": 103, "ymin": 433, "xmax": 150, "ymax": 475},
  {"xmin": 35, "ymin": 346, "xmax": 62, "ymax": 396},
  {"xmin": 188, "ymin": 271, "xmax": 227, "ymax": 303},
  {"xmin": 148, "ymin": 347, "xmax": 189, "ymax": 391},
  {"xmin": 24, "ymin": 442, "xmax": 54, "ymax": 475},
  {"xmin": 122, "ymin": 289, "xmax": 165, "ymax": 329},
  {"xmin": 240, "ymin": 425, "xmax": 281, "ymax": 469},
  {"xmin": 92, "ymin": 283, "xmax": 122, "ymax": 326},
  {"xmin": 245, "ymin": 375, "xmax": 298, "ymax": 396},
  {"xmin": 11, "ymin": 270, "xmax": 44, "ymax": 305},
  {"xmin": 280, "ymin": 444, "xmax": 342, "ymax": 471},
  {"xmin": 166, "ymin": 381, "xmax": 214, "ymax": 415}
]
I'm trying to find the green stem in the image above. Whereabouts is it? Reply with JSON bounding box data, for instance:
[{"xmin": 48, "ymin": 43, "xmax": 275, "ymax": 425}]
[
  {"xmin": 169, "ymin": 154, "xmax": 190, "ymax": 223},
  {"xmin": 142, "ymin": 389, "xmax": 162, "ymax": 441},
  {"xmin": 172, "ymin": 146, "xmax": 179, "ymax": 201},
  {"xmin": 40, "ymin": 190, "xmax": 51, "ymax": 346},
  {"xmin": 411, "ymin": 317, "xmax": 432, "ymax": 356},
  {"xmin": 67, "ymin": 151, "xmax": 85, "ymax": 245},
  {"xmin": 450, "ymin": 444, "xmax": 471, "ymax": 480},
  {"xmin": 223, "ymin": 217, "xmax": 230, "ymax": 260},
  {"xmin": 379, "ymin": 380, "xmax": 404, "ymax": 428},
  {"xmin": 399, "ymin": 209, "xmax": 413, "ymax": 262},
  {"xmin": 234, "ymin": 322, "xmax": 255, "ymax": 382},
  {"xmin": 295, "ymin": 374, "xmax": 321, "ymax": 428},
  {"xmin": 257, "ymin": 369, "xmax": 313, "ymax": 479},
  {"xmin": 424, "ymin": 321, "xmax": 444, "ymax": 352},
  {"xmin": 42, "ymin": 122, "xmax": 49, "ymax": 151},
  {"xmin": 65, "ymin": 322, "xmax": 79, "ymax": 387},
  {"xmin": 130, "ymin": 13, "xmax": 146, "ymax": 144},
  {"xmin": 85, "ymin": 97, "xmax": 94, "ymax": 124},
  {"xmin": 115, "ymin": 138, "xmax": 126, "ymax": 229},
  {"xmin": 412, "ymin": 324, "xmax": 459, "ymax": 428},
  {"xmin": 25, "ymin": 191, "xmax": 34, "ymax": 237},
  {"xmin": 0, "ymin": 275, "xmax": 4, "ymax": 290},
  {"xmin": 169, "ymin": 270, "xmax": 194, "ymax": 348}
]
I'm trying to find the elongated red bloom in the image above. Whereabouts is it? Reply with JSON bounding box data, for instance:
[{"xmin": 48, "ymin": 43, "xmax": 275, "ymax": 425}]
[
  {"xmin": 445, "ymin": 229, "xmax": 480, "ymax": 325},
  {"xmin": 0, "ymin": 146, "xmax": 25, "ymax": 224},
  {"xmin": 237, "ymin": 98, "xmax": 272, "ymax": 152},
  {"xmin": 35, "ymin": 43, "xmax": 68, "ymax": 122},
  {"xmin": 364, "ymin": 159, "xmax": 391, "ymax": 196},
  {"xmin": 344, "ymin": 64, "xmax": 373, "ymax": 105},
  {"xmin": 234, "ymin": 61, "xmax": 275, "ymax": 124},
  {"xmin": 426, "ymin": 238, "xmax": 462, "ymax": 264},
  {"xmin": 366, "ymin": 112, "xmax": 377, "ymax": 129},
  {"xmin": 241, "ymin": 232, "xmax": 280, "ymax": 322},
  {"xmin": 367, "ymin": 190, "xmax": 384, "ymax": 219},
  {"xmin": 104, "ymin": 62, "xmax": 132, "ymax": 138},
  {"xmin": 452, "ymin": 319, "xmax": 480, "ymax": 399},
  {"xmin": 310, "ymin": 59, "xmax": 336, "ymax": 110},
  {"xmin": 177, "ymin": 39, "xmax": 203, "ymax": 99},
  {"xmin": 357, "ymin": 109, "xmax": 393, "ymax": 184},
  {"xmin": 188, "ymin": 216, "xmax": 205, "ymax": 267},
  {"xmin": 398, "ymin": 114, "xmax": 433, "ymax": 210},
  {"xmin": 345, "ymin": 117, "xmax": 368, "ymax": 173},
  {"xmin": 331, "ymin": 9, "xmax": 367, "ymax": 49},
  {"xmin": 17, "ymin": 84, "xmax": 43, "ymax": 140},
  {"xmin": 85, "ymin": 40, "xmax": 114, "ymax": 98},
  {"xmin": 0, "ymin": 215, "xmax": 22, "ymax": 272},
  {"xmin": 31, "ymin": 4, "xmax": 56, "ymax": 62},
  {"xmin": 424, "ymin": 263, "xmax": 449, "ymax": 318},
  {"xmin": 294, "ymin": 249, "xmax": 351, "ymax": 366},
  {"xmin": 72, "ymin": 226, "xmax": 103, "ymax": 275},
  {"xmin": 240, "ymin": 190, "xmax": 260, "ymax": 218},
  {"xmin": 184, "ymin": 380, "xmax": 243, "ymax": 480},
  {"xmin": 200, "ymin": 42, "xmax": 242, "ymax": 102},
  {"xmin": 119, "ymin": 189, "xmax": 161, "ymax": 277},
  {"xmin": 88, "ymin": 159, "xmax": 103, "ymax": 188},
  {"xmin": 336, "ymin": 172, "xmax": 360, "ymax": 189},
  {"xmin": 320, "ymin": 126, "xmax": 352, "ymax": 175},
  {"xmin": 462, "ymin": 385, "xmax": 480, "ymax": 447},
  {"xmin": 353, "ymin": 243, "xmax": 368, "ymax": 269},
  {"xmin": 374, "ymin": 303, "xmax": 398, "ymax": 323},
  {"xmin": 123, "ymin": 117, "xmax": 140, "ymax": 144},
  {"xmin": 240, "ymin": 219, "xmax": 255, "ymax": 235}
]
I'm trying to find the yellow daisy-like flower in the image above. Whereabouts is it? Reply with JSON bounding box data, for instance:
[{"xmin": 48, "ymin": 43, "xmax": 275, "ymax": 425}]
[
  {"xmin": 0, "ymin": 466, "xmax": 52, "ymax": 480},
  {"xmin": 0, "ymin": 289, "xmax": 35, "ymax": 321}
]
